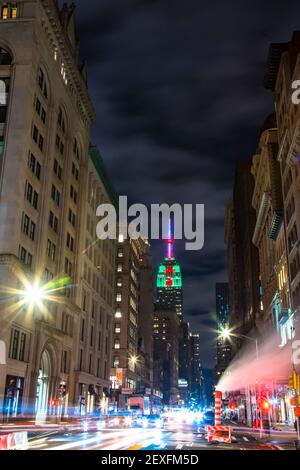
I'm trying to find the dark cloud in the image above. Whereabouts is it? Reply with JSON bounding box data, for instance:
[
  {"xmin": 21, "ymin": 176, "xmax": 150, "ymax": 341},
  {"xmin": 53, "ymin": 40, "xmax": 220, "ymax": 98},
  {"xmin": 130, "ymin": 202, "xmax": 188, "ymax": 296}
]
[{"xmin": 68, "ymin": 0, "xmax": 300, "ymax": 367}]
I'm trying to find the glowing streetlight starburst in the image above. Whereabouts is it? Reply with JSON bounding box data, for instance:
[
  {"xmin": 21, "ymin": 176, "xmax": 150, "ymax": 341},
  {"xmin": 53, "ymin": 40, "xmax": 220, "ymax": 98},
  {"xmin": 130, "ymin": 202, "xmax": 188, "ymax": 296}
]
[
  {"xmin": 219, "ymin": 326, "xmax": 232, "ymax": 341},
  {"xmin": 0, "ymin": 270, "xmax": 73, "ymax": 320}
]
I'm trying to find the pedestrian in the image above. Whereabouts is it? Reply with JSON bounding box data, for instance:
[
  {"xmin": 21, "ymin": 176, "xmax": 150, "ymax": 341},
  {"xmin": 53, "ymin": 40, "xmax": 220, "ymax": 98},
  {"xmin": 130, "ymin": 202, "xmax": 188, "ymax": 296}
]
[{"xmin": 294, "ymin": 419, "xmax": 298, "ymax": 433}]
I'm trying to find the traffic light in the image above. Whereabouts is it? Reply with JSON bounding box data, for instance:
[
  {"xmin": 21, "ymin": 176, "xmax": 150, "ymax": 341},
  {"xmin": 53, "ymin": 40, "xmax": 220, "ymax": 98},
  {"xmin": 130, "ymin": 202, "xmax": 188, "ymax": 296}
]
[{"xmin": 262, "ymin": 399, "xmax": 270, "ymax": 410}]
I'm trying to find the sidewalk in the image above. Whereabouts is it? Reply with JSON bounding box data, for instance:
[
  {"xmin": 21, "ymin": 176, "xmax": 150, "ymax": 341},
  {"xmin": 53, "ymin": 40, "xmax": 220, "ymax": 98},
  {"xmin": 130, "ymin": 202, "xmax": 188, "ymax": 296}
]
[{"xmin": 230, "ymin": 421, "xmax": 299, "ymax": 450}]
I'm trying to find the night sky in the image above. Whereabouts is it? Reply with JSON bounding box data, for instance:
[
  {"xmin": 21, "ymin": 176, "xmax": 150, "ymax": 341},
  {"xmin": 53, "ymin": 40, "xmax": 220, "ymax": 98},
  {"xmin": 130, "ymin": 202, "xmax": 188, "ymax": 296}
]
[{"xmin": 69, "ymin": 0, "xmax": 300, "ymax": 367}]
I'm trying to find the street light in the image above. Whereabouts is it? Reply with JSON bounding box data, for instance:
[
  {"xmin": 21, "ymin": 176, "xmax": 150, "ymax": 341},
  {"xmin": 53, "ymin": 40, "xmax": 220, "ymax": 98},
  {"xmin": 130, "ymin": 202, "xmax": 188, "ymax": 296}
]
[
  {"xmin": 23, "ymin": 285, "xmax": 44, "ymax": 305},
  {"xmin": 129, "ymin": 355, "xmax": 138, "ymax": 366},
  {"xmin": 218, "ymin": 326, "xmax": 259, "ymax": 360}
]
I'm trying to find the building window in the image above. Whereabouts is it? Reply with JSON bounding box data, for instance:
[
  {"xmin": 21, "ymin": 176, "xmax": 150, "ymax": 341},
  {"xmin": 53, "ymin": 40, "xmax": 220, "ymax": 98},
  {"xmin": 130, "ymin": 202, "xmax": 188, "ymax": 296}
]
[
  {"xmin": 116, "ymin": 293, "xmax": 122, "ymax": 302},
  {"xmin": 46, "ymin": 239, "xmax": 56, "ymax": 262},
  {"xmin": 28, "ymin": 152, "xmax": 41, "ymax": 180},
  {"xmin": 89, "ymin": 354, "xmax": 93, "ymax": 374},
  {"xmin": 113, "ymin": 356, "xmax": 120, "ymax": 368},
  {"xmin": 9, "ymin": 329, "xmax": 28, "ymax": 362},
  {"xmin": 115, "ymin": 309, "xmax": 122, "ymax": 319},
  {"xmin": 49, "ymin": 211, "xmax": 58, "ymax": 233},
  {"xmin": 1, "ymin": 6, "xmax": 9, "ymax": 20},
  {"xmin": 114, "ymin": 340, "xmax": 120, "ymax": 350},
  {"xmin": 79, "ymin": 349, "xmax": 83, "ymax": 371},
  {"xmin": 115, "ymin": 324, "xmax": 121, "ymax": 334},
  {"xmin": 0, "ymin": 47, "xmax": 12, "ymax": 65},
  {"xmin": 19, "ymin": 333, "xmax": 26, "ymax": 361},
  {"xmin": 66, "ymin": 233, "xmax": 75, "ymax": 252},
  {"xmin": 61, "ymin": 350, "xmax": 69, "ymax": 374},
  {"xmin": 25, "ymin": 181, "xmax": 38, "ymax": 209},
  {"xmin": 37, "ymin": 67, "xmax": 48, "ymax": 99},
  {"xmin": 68, "ymin": 209, "xmax": 76, "ymax": 227},
  {"xmin": 72, "ymin": 162, "xmax": 79, "ymax": 180},
  {"xmin": 80, "ymin": 318, "xmax": 85, "ymax": 342},
  {"xmin": 65, "ymin": 257, "xmax": 72, "ymax": 276},
  {"xmin": 1, "ymin": 5, "xmax": 18, "ymax": 20},
  {"xmin": 51, "ymin": 184, "xmax": 61, "ymax": 207},
  {"xmin": 10, "ymin": 329, "xmax": 19, "ymax": 360},
  {"xmin": 73, "ymin": 138, "xmax": 80, "ymax": 160},
  {"xmin": 53, "ymin": 159, "xmax": 62, "ymax": 180},
  {"xmin": 117, "ymin": 264, "xmax": 123, "ymax": 273},
  {"xmin": 90, "ymin": 326, "xmax": 94, "ymax": 347},
  {"xmin": 70, "ymin": 185, "xmax": 78, "ymax": 204},
  {"xmin": 98, "ymin": 331, "xmax": 101, "ymax": 351},
  {"xmin": 19, "ymin": 245, "xmax": 33, "ymax": 267},
  {"xmin": 58, "ymin": 107, "xmax": 66, "ymax": 134}
]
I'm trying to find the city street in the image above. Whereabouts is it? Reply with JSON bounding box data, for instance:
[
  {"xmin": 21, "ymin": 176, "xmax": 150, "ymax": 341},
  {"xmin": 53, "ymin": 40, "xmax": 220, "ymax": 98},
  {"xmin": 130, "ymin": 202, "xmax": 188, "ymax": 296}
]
[
  {"xmin": 1, "ymin": 421, "xmax": 298, "ymax": 451},
  {"xmin": 1, "ymin": 1, "xmax": 300, "ymax": 460}
]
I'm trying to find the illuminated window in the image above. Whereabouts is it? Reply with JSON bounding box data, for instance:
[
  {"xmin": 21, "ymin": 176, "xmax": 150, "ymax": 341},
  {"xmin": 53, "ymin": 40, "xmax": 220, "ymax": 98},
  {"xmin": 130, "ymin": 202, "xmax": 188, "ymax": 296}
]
[
  {"xmin": 116, "ymin": 293, "xmax": 122, "ymax": 302},
  {"xmin": 117, "ymin": 263, "xmax": 123, "ymax": 273},
  {"xmin": 11, "ymin": 7, "xmax": 17, "ymax": 18},
  {"xmin": 115, "ymin": 309, "xmax": 122, "ymax": 319},
  {"xmin": 115, "ymin": 324, "xmax": 121, "ymax": 334},
  {"xmin": 1, "ymin": 7, "xmax": 9, "ymax": 19},
  {"xmin": 114, "ymin": 340, "xmax": 120, "ymax": 350},
  {"xmin": 113, "ymin": 356, "xmax": 120, "ymax": 368}
]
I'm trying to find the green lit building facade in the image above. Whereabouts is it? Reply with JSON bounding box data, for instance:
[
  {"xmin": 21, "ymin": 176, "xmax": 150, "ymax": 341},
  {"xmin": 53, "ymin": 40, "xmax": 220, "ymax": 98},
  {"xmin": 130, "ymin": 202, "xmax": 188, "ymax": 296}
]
[{"xmin": 156, "ymin": 225, "xmax": 183, "ymax": 318}]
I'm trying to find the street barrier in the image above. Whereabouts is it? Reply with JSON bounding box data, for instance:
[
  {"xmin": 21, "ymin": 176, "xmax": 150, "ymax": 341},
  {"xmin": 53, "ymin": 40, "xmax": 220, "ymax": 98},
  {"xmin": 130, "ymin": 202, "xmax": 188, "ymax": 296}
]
[
  {"xmin": 13, "ymin": 432, "xmax": 29, "ymax": 450},
  {"xmin": 0, "ymin": 432, "xmax": 29, "ymax": 450},
  {"xmin": 205, "ymin": 425, "xmax": 232, "ymax": 444},
  {"xmin": 0, "ymin": 433, "xmax": 14, "ymax": 450},
  {"xmin": 215, "ymin": 390, "xmax": 222, "ymax": 425}
]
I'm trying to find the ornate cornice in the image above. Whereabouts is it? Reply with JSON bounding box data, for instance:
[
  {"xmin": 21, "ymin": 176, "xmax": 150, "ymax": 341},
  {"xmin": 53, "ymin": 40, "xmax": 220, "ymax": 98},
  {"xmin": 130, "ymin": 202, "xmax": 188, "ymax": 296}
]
[{"xmin": 40, "ymin": 0, "xmax": 96, "ymax": 123}]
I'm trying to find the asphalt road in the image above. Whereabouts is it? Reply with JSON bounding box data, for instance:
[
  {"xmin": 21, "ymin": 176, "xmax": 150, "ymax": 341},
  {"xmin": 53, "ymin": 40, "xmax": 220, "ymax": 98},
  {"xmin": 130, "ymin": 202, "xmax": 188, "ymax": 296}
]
[
  {"xmin": 19, "ymin": 422, "xmax": 296, "ymax": 451},
  {"xmin": 1, "ymin": 419, "xmax": 298, "ymax": 451}
]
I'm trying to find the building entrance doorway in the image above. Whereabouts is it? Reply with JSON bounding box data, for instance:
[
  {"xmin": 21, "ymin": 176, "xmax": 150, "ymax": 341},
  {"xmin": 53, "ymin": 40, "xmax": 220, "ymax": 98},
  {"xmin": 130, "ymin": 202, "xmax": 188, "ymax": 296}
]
[{"xmin": 35, "ymin": 350, "xmax": 51, "ymax": 422}]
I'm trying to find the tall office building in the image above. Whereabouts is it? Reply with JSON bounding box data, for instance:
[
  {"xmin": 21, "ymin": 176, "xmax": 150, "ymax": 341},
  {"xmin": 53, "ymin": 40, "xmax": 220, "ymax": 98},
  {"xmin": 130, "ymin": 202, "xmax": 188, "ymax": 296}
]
[
  {"xmin": 178, "ymin": 322, "xmax": 192, "ymax": 405},
  {"xmin": 224, "ymin": 162, "xmax": 261, "ymax": 353},
  {"xmin": 0, "ymin": 1, "xmax": 116, "ymax": 420},
  {"xmin": 153, "ymin": 308, "xmax": 180, "ymax": 406},
  {"xmin": 138, "ymin": 251, "xmax": 155, "ymax": 393},
  {"xmin": 156, "ymin": 222, "xmax": 183, "ymax": 319},
  {"xmin": 110, "ymin": 238, "xmax": 151, "ymax": 409},
  {"xmin": 215, "ymin": 283, "xmax": 231, "ymax": 381},
  {"xmin": 190, "ymin": 334, "xmax": 203, "ymax": 407}
]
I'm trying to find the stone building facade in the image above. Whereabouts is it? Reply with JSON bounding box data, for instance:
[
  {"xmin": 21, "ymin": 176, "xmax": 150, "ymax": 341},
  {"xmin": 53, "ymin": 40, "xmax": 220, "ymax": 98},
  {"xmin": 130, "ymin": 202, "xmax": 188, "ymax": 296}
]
[{"xmin": 0, "ymin": 1, "xmax": 116, "ymax": 420}]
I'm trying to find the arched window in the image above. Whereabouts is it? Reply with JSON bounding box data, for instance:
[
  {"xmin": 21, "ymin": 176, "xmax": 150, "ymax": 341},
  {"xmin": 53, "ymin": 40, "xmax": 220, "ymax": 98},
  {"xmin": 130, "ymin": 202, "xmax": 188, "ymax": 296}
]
[
  {"xmin": 73, "ymin": 137, "xmax": 81, "ymax": 161},
  {"xmin": 58, "ymin": 106, "xmax": 66, "ymax": 134},
  {"xmin": 0, "ymin": 47, "xmax": 12, "ymax": 66}
]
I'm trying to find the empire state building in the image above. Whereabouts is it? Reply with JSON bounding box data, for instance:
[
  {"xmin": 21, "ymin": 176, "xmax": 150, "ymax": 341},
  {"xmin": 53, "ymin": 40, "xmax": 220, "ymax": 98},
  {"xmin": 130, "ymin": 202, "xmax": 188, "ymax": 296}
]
[{"xmin": 156, "ymin": 221, "xmax": 183, "ymax": 319}]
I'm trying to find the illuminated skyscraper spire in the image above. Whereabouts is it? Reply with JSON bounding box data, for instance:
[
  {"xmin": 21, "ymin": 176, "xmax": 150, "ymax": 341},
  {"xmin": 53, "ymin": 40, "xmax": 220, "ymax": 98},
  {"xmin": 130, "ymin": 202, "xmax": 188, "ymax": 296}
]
[
  {"xmin": 166, "ymin": 218, "xmax": 174, "ymax": 260},
  {"xmin": 156, "ymin": 218, "xmax": 183, "ymax": 318}
]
